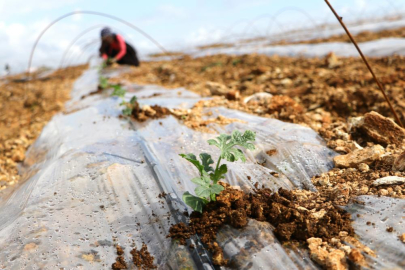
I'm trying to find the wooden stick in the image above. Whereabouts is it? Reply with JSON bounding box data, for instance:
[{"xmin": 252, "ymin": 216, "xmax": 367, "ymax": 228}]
[{"xmin": 324, "ymin": 0, "xmax": 404, "ymax": 128}]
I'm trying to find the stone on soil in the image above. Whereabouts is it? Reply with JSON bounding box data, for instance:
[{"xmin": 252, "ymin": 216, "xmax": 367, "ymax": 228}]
[
  {"xmin": 372, "ymin": 176, "xmax": 405, "ymax": 186},
  {"xmin": 206, "ymin": 81, "xmax": 230, "ymax": 96},
  {"xmin": 334, "ymin": 145, "xmax": 385, "ymax": 168},
  {"xmin": 393, "ymin": 151, "xmax": 405, "ymax": 171},
  {"xmin": 350, "ymin": 111, "xmax": 405, "ymax": 146}
]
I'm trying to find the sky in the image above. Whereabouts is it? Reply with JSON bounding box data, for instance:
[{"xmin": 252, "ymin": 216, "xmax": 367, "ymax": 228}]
[{"xmin": 0, "ymin": 0, "xmax": 404, "ymax": 74}]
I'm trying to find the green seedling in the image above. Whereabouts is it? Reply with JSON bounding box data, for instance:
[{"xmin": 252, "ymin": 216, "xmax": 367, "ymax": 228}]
[
  {"xmin": 111, "ymin": 84, "xmax": 126, "ymax": 98},
  {"xmin": 110, "ymin": 84, "xmax": 139, "ymax": 116},
  {"xmin": 181, "ymin": 130, "xmax": 256, "ymax": 213},
  {"xmin": 232, "ymin": 59, "xmax": 241, "ymax": 66},
  {"xmin": 121, "ymin": 96, "xmax": 138, "ymax": 116},
  {"xmin": 99, "ymin": 76, "xmax": 109, "ymax": 89},
  {"xmin": 201, "ymin": 61, "xmax": 223, "ymax": 72}
]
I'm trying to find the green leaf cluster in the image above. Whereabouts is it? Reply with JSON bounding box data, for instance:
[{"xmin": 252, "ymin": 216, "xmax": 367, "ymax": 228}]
[
  {"xmin": 181, "ymin": 130, "xmax": 256, "ymax": 213},
  {"xmin": 99, "ymin": 76, "xmax": 109, "ymax": 89},
  {"xmin": 111, "ymin": 84, "xmax": 126, "ymax": 98},
  {"xmin": 98, "ymin": 76, "xmax": 138, "ymax": 116},
  {"xmin": 105, "ymin": 81, "xmax": 138, "ymax": 117}
]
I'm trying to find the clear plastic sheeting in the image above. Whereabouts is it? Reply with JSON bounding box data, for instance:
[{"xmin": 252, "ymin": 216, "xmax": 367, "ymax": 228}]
[
  {"xmin": 0, "ymin": 66, "xmax": 342, "ymax": 269},
  {"xmin": 345, "ymin": 196, "xmax": 405, "ymax": 269},
  {"xmin": 191, "ymin": 38, "xmax": 405, "ymax": 59}
]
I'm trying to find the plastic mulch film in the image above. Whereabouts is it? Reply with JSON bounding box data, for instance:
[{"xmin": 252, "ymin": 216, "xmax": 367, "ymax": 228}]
[
  {"xmin": 345, "ymin": 196, "xmax": 405, "ymax": 269},
  {"xmin": 0, "ymin": 68, "xmax": 212, "ymax": 269},
  {"xmin": 1, "ymin": 66, "xmax": 400, "ymax": 269}
]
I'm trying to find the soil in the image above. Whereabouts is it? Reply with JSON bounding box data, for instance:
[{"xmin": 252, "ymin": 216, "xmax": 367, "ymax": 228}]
[
  {"xmin": 0, "ymin": 65, "xmax": 87, "ymax": 190},
  {"xmin": 312, "ymin": 167, "xmax": 405, "ymax": 205},
  {"xmin": 112, "ymin": 246, "xmax": 128, "ymax": 270},
  {"xmin": 269, "ymin": 26, "xmax": 405, "ymax": 46},
  {"xmin": 170, "ymin": 103, "xmax": 246, "ymax": 133},
  {"xmin": 130, "ymin": 29, "xmax": 405, "ymax": 269},
  {"xmin": 168, "ymin": 182, "xmax": 354, "ymax": 266},
  {"xmin": 130, "ymin": 243, "xmax": 157, "ymax": 269},
  {"xmin": 147, "ymin": 26, "xmax": 405, "ymax": 56},
  {"xmin": 81, "ymin": 87, "xmax": 104, "ymax": 99},
  {"xmin": 111, "ymin": 243, "xmax": 157, "ymax": 270},
  {"xmin": 130, "ymin": 99, "xmax": 171, "ymax": 122},
  {"xmin": 117, "ymin": 53, "xmax": 405, "ymax": 129}
]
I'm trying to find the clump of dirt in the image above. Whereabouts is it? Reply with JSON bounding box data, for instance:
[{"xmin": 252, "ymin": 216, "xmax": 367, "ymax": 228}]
[
  {"xmin": 170, "ymin": 101, "xmax": 246, "ymax": 133},
  {"xmin": 81, "ymin": 87, "xmax": 104, "ymax": 99},
  {"xmin": 112, "ymin": 245, "xmax": 128, "ymax": 270},
  {"xmin": 130, "ymin": 99, "xmax": 171, "ymax": 122},
  {"xmin": 158, "ymin": 192, "xmax": 167, "ymax": 199},
  {"xmin": 130, "ymin": 243, "xmax": 157, "ymax": 269},
  {"xmin": 168, "ymin": 183, "xmax": 355, "ymax": 266}
]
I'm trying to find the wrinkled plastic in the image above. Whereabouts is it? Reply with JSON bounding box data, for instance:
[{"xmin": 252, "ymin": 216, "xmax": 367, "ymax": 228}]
[
  {"xmin": 0, "ymin": 66, "xmax": 400, "ymax": 269},
  {"xmin": 345, "ymin": 196, "xmax": 405, "ymax": 269}
]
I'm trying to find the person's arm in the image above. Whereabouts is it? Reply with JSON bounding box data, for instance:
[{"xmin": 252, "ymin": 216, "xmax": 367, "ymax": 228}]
[
  {"xmin": 99, "ymin": 41, "xmax": 109, "ymax": 60},
  {"xmin": 114, "ymin": 34, "xmax": 127, "ymax": 61}
]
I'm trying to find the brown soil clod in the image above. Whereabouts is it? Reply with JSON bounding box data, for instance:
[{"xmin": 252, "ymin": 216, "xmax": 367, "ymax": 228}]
[
  {"xmin": 112, "ymin": 245, "xmax": 127, "ymax": 270},
  {"xmin": 168, "ymin": 183, "xmax": 355, "ymax": 266},
  {"xmin": 112, "ymin": 256, "xmax": 127, "ymax": 270},
  {"xmin": 130, "ymin": 243, "xmax": 157, "ymax": 269},
  {"xmin": 158, "ymin": 192, "xmax": 167, "ymax": 199},
  {"xmin": 131, "ymin": 99, "xmax": 171, "ymax": 122}
]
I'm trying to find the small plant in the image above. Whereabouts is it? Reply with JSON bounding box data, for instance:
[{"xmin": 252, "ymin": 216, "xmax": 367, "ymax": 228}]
[
  {"xmin": 111, "ymin": 84, "xmax": 126, "ymax": 98},
  {"xmin": 181, "ymin": 130, "xmax": 256, "ymax": 213},
  {"xmin": 232, "ymin": 59, "xmax": 241, "ymax": 66},
  {"xmin": 120, "ymin": 96, "xmax": 138, "ymax": 116},
  {"xmin": 99, "ymin": 76, "xmax": 109, "ymax": 89},
  {"xmin": 110, "ymin": 84, "xmax": 138, "ymax": 116},
  {"xmin": 201, "ymin": 61, "xmax": 223, "ymax": 72}
]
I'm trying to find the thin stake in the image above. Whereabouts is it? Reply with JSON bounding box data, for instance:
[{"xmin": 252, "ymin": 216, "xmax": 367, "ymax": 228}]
[{"xmin": 324, "ymin": 0, "xmax": 403, "ymax": 128}]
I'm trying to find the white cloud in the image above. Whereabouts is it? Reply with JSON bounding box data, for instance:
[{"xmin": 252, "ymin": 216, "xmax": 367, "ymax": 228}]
[
  {"xmin": 356, "ymin": 0, "xmax": 367, "ymax": 9},
  {"xmin": 0, "ymin": 18, "xmax": 91, "ymax": 74},
  {"xmin": 186, "ymin": 27, "xmax": 223, "ymax": 45},
  {"xmin": 157, "ymin": 4, "xmax": 187, "ymax": 18},
  {"xmin": 0, "ymin": 0, "xmax": 78, "ymax": 18}
]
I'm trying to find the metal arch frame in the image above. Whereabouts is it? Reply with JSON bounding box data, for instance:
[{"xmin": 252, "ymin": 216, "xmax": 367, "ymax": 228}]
[
  {"xmin": 59, "ymin": 24, "xmax": 105, "ymax": 69},
  {"xmin": 265, "ymin": 7, "xmax": 319, "ymax": 37},
  {"xmin": 240, "ymin": 14, "xmax": 285, "ymax": 40},
  {"xmin": 60, "ymin": 25, "xmax": 137, "ymax": 69},
  {"xmin": 27, "ymin": 10, "xmax": 170, "ymax": 82},
  {"xmin": 66, "ymin": 39, "xmax": 100, "ymax": 67}
]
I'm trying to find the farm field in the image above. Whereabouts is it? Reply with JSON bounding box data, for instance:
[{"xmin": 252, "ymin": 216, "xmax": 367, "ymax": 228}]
[{"xmin": 0, "ymin": 3, "xmax": 404, "ymax": 269}]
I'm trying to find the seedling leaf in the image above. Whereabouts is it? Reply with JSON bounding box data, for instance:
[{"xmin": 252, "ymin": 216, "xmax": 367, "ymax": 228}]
[
  {"xmin": 181, "ymin": 130, "xmax": 255, "ymax": 213},
  {"xmin": 208, "ymin": 130, "xmax": 256, "ymax": 162},
  {"xmin": 99, "ymin": 76, "xmax": 109, "ymax": 89},
  {"xmin": 111, "ymin": 85, "xmax": 126, "ymax": 98},
  {"xmin": 199, "ymin": 153, "xmax": 214, "ymax": 173},
  {"xmin": 211, "ymin": 164, "xmax": 227, "ymax": 183},
  {"xmin": 183, "ymin": 192, "xmax": 207, "ymax": 213},
  {"xmin": 122, "ymin": 107, "xmax": 132, "ymax": 116},
  {"xmin": 190, "ymin": 172, "xmax": 210, "ymax": 187},
  {"xmin": 130, "ymin": 96, "xmax": 138, "ymax": 104},
  {"xmin": 195, "ymin": 186, "xmax": 211, "ymax": 198},
  {"xmin": 180, "ymin": 154, "xmax": 204, "ymax": 175},
  {"xmin": 210, "ymin": 184, "xmax": 224, "ymax": 194}
]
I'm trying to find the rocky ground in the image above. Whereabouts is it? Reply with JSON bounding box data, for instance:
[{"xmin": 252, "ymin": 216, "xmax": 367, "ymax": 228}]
[
  {"xmin": 0, "ymin": 65, "xmax": 87, "ymax": 189},
  {"xmin": 111, "ymin": 29, "xmax": 405, "ymax": 269},
  {"xmin": 2, "ymin": 25, "xmax": 405, "ymax": 270}
]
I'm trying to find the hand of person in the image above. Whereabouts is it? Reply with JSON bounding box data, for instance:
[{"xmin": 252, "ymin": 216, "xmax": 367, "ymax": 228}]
[{"xmin": 105, "ymin": 57, "xmax": 116, "ymax": 66}]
